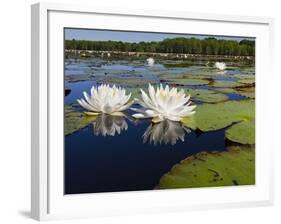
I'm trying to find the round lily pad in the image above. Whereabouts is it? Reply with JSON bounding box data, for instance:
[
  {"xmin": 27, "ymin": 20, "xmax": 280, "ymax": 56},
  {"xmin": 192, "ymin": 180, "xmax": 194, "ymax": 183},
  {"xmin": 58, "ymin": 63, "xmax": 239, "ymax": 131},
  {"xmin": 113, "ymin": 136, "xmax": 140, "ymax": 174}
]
[
  {"xmin": 226, "ymin": 121, "xmax": 255, "ymax": 144},
  {"xmin": 157, "ymin": 145, "xmax": 255, "ymax": 189},
  {"xmin": 102, "ymin": 77, "xmax": 157, "ymax": 86},
  {"xmin": 181, "ymin": 100, "xmax": 255, "ymax": 144},
  {"xmin": 195, "ymin": 100, "xmax": 255, "ymax": 132},
  {"xmin": 65, "ymin": 105, "xmax": 97, "ymax": 135},
  {"xmin": 217, "ymin": 87, "xmax": 255, "ymax": 99},
  {"xmin": 185, "ymin": 88, "xmax": 228, "ymax": 103},
  {"xmin": 237, "ymin": 79, "xmax": 255, "ymax": 85},
  {"xmin": 211, "ymin": 80, "xmax": 243, "ymax": 88},
  {"xmin": 181, "ymin": 115, "xmax": 197, "ymax": 130},
  {"xmin": 65, "ymin": 74, "xmax": 95, "ymax": 83},
  {"xmin": 167, "ymin": 78, "xmax": 210, "ymax": 86}
]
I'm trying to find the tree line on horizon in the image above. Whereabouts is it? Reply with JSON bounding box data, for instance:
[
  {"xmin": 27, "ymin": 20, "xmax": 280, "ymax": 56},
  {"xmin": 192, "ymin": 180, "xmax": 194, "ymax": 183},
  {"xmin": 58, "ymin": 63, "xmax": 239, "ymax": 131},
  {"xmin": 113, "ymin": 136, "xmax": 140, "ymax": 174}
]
[{"xmin": 65, "ymin": 37, "xmax": 255, "ymax": 56}]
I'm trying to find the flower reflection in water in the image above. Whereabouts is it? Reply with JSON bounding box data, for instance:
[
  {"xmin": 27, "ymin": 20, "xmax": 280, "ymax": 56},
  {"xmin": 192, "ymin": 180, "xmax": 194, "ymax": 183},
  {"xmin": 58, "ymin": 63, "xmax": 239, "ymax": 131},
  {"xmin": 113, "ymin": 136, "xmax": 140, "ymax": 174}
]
[
  {"xmin": 92, "ymin": 114, "xmax": 128, "ymax": 136},
  {"xmin": 143, "ymin": 120, "xmax": 191, "ymax": 146}
]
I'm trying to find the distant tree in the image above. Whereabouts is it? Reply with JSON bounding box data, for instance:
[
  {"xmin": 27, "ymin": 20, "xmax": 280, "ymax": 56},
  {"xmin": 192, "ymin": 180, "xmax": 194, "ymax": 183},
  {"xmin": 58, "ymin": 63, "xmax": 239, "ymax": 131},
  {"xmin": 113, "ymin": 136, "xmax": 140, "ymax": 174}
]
[{"xmin": 64, "ymin": 37, "xmax": 255, "ymax": 56}]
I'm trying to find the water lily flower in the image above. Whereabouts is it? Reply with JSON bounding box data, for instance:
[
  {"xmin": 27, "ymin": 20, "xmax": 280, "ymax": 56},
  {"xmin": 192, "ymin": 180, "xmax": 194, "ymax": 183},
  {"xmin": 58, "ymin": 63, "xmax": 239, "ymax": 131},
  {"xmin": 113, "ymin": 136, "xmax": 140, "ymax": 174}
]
[
  {"xmin": 92, "ymin": 114, "xmax": 128, "ymax": 136},
  {"xmin": 77, "ymin": 84, "xmax": 133, "ymax": 115},
  {"xmin": 131, "ymin": 84, "xmax": 196, "ymax": 123},
  {"xmin": 146, "ymin": 57, "xmax": 155, "ymax": 66},
  {"xmin": 143, "ymin": 120, "xmax": 191, "ymax": 146},
  {"xmin": 215, "ymin": 62, "xmax": 226, "ymax": 70}
]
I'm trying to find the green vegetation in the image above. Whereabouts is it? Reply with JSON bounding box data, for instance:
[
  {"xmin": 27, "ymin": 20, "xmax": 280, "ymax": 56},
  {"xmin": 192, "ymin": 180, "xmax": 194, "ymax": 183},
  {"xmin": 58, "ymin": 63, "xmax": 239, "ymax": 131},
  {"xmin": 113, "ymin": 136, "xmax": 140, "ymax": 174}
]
[
  {"xmin": 158, "ymin": 145, "xmax": 255, "ymax": 189},
  {"xmin": 185, "ymin": 89, "xmax": 229, "ymax": 103},
  {"xmin": 65, "ymin": 105, "xmax": 97, "ymax": 135},
  {"xmin": 181, "ymin": 100, "xmax": 255, "ymax": 144},
  {"xmin": 65, "ymin": 37, "xmax": 255, "ymax": 56}
]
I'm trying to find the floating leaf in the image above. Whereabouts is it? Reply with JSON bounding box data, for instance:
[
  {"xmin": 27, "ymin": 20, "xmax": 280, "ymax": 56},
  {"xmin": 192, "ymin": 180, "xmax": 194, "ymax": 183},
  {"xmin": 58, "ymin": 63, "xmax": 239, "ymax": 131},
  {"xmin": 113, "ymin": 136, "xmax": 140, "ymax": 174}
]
[
  {"xmin": 102, "ymin": 77, "xmax": 157, "ymax": 86},
  {"xmin": 181, "ymin": 115, "xmax": 197, "ymax": 130},
  {"xmin": 185, "ymin": 88, "xmax": 228, "ymax": 103},
  {"xmin": 211, "ymin": 80, "xmax": 243, "ymax": 88},
  {"xmin": 65, "ymin": 74, "xmax": 95, "ymax": 83},
  {"xmin": 158, "ymin": 145, "xmax": 255, "ymax": 189},
  {"xmin": 195, "ymin": 100, "xmax": 255, "ymax": 132},
  {"xmin": 65, "ymin": 105, "xmax": 97, "ymax": 135},
  {"xmin": 166, "ymin": 78, "xmax": 210, "ymax": 86},
  {"xmin": 226, "ymin": 121, "xmax": 255, "ymax": 144},
  {"xmin": 218, "ymin": 87, "xmax": 255, "ymax": 99},
  {"xmin": 182, "ymin": 100, "xmax": 255, "ymax": 144},
  {"xmin": 237, "ymin": 79, "xmax": 255, "ymax": 85}
]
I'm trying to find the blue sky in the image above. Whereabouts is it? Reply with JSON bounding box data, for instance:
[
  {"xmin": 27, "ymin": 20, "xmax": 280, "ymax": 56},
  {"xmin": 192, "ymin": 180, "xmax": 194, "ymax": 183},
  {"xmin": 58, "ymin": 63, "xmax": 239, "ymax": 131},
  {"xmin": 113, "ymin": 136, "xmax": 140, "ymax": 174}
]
[{"xmin": 65, "ymin": 28, "xmax": 255, "ymax": 43}]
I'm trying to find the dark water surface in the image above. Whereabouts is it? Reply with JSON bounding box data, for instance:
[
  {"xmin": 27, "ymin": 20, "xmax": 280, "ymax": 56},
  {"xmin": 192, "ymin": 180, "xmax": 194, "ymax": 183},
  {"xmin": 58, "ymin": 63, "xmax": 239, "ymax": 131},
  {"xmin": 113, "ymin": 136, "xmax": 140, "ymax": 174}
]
[{"xmin": 65, "ymin": 117, "xmax": 226, "ymax": 194}]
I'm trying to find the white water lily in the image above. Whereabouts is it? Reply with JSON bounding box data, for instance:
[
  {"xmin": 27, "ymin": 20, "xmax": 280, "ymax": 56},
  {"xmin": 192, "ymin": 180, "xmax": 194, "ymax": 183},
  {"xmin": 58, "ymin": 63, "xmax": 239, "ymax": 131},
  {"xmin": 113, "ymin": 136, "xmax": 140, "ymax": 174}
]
[
  {"xmin": 143, "ymin": 120, "xmax": 191, "ymax": 146},
  {"xmin": 215, "ymin": 62, "xmax": 226, "ymax": 70},
  {"xmin": 146, "ymin": 57, "xmax": 155, "ymax": 66},
  {"xmin": 77, "ymin": 84, "xmax": 133, "ymax": 115},
  {"xmin": 131, "ymin": 84, "xmax": 196, "ymax": 123},
  {"xmin": 92, "ymin": 114, "xmax": 128, "ymax": 136}
]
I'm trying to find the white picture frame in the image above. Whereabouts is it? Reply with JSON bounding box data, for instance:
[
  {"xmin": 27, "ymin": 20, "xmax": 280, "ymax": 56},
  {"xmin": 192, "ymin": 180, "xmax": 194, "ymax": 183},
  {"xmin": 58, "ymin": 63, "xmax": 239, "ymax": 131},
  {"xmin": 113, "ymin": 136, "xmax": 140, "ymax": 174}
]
[{"xmin": 31, "ymin": 2, "xmax": 274, "ymax": 221}]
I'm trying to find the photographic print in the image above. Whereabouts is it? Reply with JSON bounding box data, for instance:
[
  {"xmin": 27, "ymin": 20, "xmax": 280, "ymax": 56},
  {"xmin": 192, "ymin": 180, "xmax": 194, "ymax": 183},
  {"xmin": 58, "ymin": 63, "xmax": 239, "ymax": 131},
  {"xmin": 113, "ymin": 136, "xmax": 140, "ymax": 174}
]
[{"xmin": 64, "ymin": 28, "xmax": 255, "ymax": 194}]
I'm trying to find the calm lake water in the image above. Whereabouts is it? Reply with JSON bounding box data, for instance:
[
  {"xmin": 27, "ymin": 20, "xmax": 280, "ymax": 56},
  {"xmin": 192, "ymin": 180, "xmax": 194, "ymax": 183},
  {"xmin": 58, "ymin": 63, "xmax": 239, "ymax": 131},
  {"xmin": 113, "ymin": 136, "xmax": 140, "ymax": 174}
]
[{"xmin": 64, "ymin": 57, "xmax": 254, "ymax": 194}]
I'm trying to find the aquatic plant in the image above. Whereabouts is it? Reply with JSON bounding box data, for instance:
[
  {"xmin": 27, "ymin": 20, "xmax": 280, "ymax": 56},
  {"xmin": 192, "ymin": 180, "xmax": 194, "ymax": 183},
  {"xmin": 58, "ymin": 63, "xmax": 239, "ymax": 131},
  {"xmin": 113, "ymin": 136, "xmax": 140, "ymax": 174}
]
[
  {"xmin": 77, "ymin": 84, "xmax": 133, "ymax": 115},
  {"xmin": 215, "ymin": 62, "xmax": 226, "ymax": 70},
  {"xmin": 158, "ymin": 145, "xmax": 255, "ymax": 189},
  {"xmin": 131, "ymin": 84, "xmax": 196, "ymax": 123},
  {"xmin": 143, "ymin": 120, "xmax": 191, "ymax": 146},
  {"xmin": 146, "ymin": 57, "xmax": 155, "ymax": 66}
]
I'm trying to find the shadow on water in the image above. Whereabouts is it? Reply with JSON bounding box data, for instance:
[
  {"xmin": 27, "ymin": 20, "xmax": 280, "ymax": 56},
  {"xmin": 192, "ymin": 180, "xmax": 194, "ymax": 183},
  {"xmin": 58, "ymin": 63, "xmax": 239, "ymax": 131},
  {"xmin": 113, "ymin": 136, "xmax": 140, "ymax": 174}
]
[{"xmin": 65, "ymin": 114, "xmax": 228, "ymax": 194}]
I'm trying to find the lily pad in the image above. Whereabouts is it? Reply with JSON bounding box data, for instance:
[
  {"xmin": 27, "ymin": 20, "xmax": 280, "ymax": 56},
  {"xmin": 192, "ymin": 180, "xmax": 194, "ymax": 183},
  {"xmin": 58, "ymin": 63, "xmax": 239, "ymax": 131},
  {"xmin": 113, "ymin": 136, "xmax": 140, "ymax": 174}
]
[
  {"xmin": 166, "ymin": 78, "xmax": 210, "ymax": 86},
  {"xmin": 157, "ymin": 145, "xmax": 255, "ymax": 189},
  {"xmin": 65, "ymin": 105, "xmax": 97, "ymax": 135},
  {"xmin": 185, "ymin": 88, "xmax": 228, "ymax": 103},
  {"xmin": 188, "ymin": 68, "xmax": 220, "ymax": 76},
  {"xmin": 195, "ymin": 100, "xmax": 255, "ymax": 132},
  {"xmin": 211, "ymin": 80, "xmax": 243, "ymax": 88},
  {"xmin": 181, "ymin": 115, "xmax": 197, "ymax": 130},
  {"xmin": 226, "ymin": 121, "xmax": 255, "ymax": 144},
  {"xmin": 181, "ymin": 100, "xmax": 255, "ymax": 144},
  {"xmin": 237, "ymin": 79, "xmax": 255, "ymax": 85},
  {"xmin": 65, "ymin": 74, "xmax": 95, "ymax": 83},
  {"xmin": 102, "ymin": 77, "xmax": 157, "ymax": 86},
  {"xmin": 218, "ymin": 87, "xmax": 255, "ymax": 99}
]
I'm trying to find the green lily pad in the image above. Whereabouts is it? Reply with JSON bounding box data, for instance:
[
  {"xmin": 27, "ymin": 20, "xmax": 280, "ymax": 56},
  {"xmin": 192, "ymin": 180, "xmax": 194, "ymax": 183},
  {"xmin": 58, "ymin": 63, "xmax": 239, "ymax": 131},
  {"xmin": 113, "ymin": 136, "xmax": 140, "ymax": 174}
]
[
  {"xmin": 185, "ymin": 88, "xmax": 228, "ymax": 103},
  {"xmin": 181, "ymin": 115, "xmax": 197, "ymax": 130},
  {"xmin": 218, "ymin": 87, "xmax": 255, "ymax": 99},
  {"xmin": 232, "ymin": 74, "xmax": 255, "ymax": 79},
  {"xmin": 166, "ymin": 78, "xmax": 210, "ymax": 86},
  {"xmin": 239, "ymin": 67, "xmax": 255, "ymax": 75},
  {"xmin": 237, "ymin": 79, "xmax": 255, "ymax": 85},
  {"xmin": 182, "ymin": 100, "xmax": 255, "ymax": 144},
  {"xmin": 211, "ymin": 80, "xmax": 243, "ymax": 88},
  {"xmin": 195, "ymin": 100, "xmax": 255, "ymax": 132},
  {"xmin": 65, "ymin": 74, "xmax": 95, "ymax": 83},
  {"xmin": 65, "ymin": 105, "xmax": 97, "ymax": 135},
  {"xmin": 188, "ymin": 68, "xmax": 220, "ymax": 76},
  {"xmin": 157, "ymin": 145, "xmax": 255, "ymax": 189},
  {"xmin": 236, "ymin": 87, "xmax": 255, "ymax": 99},
  {"xmin": 226, "ymin": 121, "xmax": 255, "ymax": 144},
  {"xmin": 102, "ymin": 77, "xmax": 157, "ymax": 86}
]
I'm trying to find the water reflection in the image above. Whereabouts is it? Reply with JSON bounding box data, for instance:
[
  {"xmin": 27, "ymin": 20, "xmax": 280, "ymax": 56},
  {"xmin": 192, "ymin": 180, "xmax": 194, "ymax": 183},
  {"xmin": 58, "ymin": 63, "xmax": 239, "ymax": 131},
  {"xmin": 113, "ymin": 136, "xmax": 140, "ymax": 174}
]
[
  {"xmin": 143, "ymin": 120, "xmax": 191, "ymax": 146},
  {"xmin": 92, "ymin": 114, "xmax": 128, "ymax": 136}
]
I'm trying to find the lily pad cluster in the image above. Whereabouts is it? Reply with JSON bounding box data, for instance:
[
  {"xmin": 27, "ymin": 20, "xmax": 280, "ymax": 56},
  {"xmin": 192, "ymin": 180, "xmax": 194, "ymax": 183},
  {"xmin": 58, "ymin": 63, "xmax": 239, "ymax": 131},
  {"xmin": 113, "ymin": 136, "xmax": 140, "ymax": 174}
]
[
  {"xmin": 182, "ymin": 100, "xmax": 255, "ymax": 144},
  {"xmin": 158, "ymin": 145, "xmax": 255, "ymax": 189}
]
